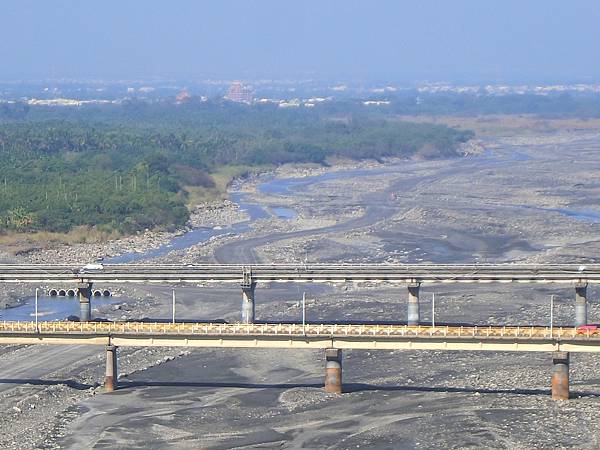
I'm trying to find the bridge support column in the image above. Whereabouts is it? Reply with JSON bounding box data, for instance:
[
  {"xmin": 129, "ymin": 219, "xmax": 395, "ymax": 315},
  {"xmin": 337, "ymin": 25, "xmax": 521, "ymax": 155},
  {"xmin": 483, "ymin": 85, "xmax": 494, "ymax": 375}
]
[
  {"xmin": 104, "ymin": 345, "xmax": 118, "ymax": 392},
  {"xmin": 551, "ymin": 351, "xmax": 569, "ymax": 400},
  {"xmin": 575, "ymin": 283, "xmax": 588, "ymax": 327},
  {"xmin": 407, "ymin": 283, "xmax": 420, "ymax": 326},
  {"xmin": 324, "ymin": 348, "xmax": 342, "ymax": 394},
  {"xmin": 241, "ymin": 282, "xmax": 256, "ymax": 324},
  {"xmin": 77, "ymin": 283, "xmax": 92, "ymax": 322}
]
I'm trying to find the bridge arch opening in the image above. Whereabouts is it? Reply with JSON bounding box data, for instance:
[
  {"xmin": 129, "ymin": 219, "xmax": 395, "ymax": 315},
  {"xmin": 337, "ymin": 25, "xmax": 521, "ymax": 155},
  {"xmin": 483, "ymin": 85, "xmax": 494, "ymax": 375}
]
[
  {"xmin": 66, "ymin": 289, "xmax": 76, "ymax": 297},
  {"xmin": 58, "ymin": 289, "xmax": 67, "ymax": 297},
  {"xmin": 93, "ymin": 290, "xmax": 102, "ymax": 297},
  {"xmin": 102, "ymin": 290, "xmax": 111, "ymax": 297},
  {"xmin": 48, "ymin": 289, "xmax": 58, "ymax": 297}
]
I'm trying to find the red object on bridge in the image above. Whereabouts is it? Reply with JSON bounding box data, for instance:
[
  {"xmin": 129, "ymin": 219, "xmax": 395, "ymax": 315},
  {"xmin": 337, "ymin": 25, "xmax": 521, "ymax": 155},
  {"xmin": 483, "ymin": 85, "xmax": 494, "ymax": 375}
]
[{"xmin": 576, "ymin": 325, "xmax": 598, "ymax": 334}]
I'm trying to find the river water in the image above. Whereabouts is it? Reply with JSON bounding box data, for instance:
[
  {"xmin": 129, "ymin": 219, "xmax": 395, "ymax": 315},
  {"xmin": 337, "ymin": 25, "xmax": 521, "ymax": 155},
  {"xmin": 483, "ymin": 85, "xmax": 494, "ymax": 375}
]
[
  {"xmin": 1, "ymin": 170, "xmax": 377, "ymax": 321},
  {"xmin": 3, "ymin": 155, "xmax": 599, "ymax": 321},
  {"xmin": 105, "ymin": 165, "xmax": 403, "ymax": 264}
]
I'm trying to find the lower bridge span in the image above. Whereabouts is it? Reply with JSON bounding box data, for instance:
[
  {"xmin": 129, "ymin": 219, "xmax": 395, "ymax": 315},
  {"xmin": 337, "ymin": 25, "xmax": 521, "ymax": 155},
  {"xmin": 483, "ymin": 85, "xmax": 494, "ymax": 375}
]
[
  {"xmin": 0, "ymin": 321, "xmax": 595, "ymax": 399},
  {"xmin": 0, "ymin": 321, "xmax": 598, "ymax": 351}
]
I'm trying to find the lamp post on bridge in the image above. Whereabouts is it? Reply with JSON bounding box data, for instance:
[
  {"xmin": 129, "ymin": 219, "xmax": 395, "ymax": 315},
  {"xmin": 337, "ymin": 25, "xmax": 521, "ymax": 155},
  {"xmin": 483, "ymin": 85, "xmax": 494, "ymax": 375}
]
[
  {"xmin": 34, "ymin": 288, "xmax": 39, "ymax": 332},
  {"xmin": 550, "ymin": 294, "xmax": 554, "ymax": 338},
  {"xmin": 172, "ymin": 289, "xmax": 176, "ymax": 324},
  {"xmin": 302, "ymin": 291, "xmax": 306, "ymax": 335},
  {"xmin": 432, "ymin": 293, "xmax": 435, "ymax": 329}
]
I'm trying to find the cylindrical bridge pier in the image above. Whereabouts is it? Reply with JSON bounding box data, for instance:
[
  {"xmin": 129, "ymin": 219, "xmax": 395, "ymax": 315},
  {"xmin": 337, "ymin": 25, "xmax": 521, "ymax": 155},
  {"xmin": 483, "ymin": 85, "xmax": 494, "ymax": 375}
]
[
  {"xmin": 575, "ymin": 283, "xmax": 588, "ymax": 327},
  {"xmin": 407, "ymin": 283, "xmax": 420, "ymax": 326},
  {"xmin": 104, "ymin": 345, "xmax": 118, "ymax": 392},
  {"xmin": 77, "ymin": 283, "xmax": 93, "ymax": 322},
  {"xmin": 241, "ymin": 283, "xmax": 256, "ymax": 324},
  {"xmin": 551, "ymin": 351, "xmax": 569, "ymax": 400},
  {"xmin": 240, "ymin": 267, "xmax": 256, "ymax": 324},
  {"xmin": 324, "ymin": 348, "xmax": 343, "ymax": 394}
]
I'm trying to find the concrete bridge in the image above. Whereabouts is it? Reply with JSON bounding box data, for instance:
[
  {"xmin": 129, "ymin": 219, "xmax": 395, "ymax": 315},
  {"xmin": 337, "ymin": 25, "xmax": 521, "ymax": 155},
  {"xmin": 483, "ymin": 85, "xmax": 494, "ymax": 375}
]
[
  {"xmin": 0, "ymin": 321, "xmax": 596, "ymax": 400},
  {"xmin": 0, "ymin": 263, "xmax": 595, "ymax": 325}
]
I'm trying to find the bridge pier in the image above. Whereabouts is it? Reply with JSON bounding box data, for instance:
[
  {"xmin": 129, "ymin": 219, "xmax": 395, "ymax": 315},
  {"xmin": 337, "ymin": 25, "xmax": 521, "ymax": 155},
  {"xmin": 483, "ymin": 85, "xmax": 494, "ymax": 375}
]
[
  {"xmin": 104, "ymin": 345, "xmax": 118, "ymax": 392},
  {"xmin": 551, "ymin": 351, "xmax": 570, "ymax": 400},
  {"xmin": 240, "ymin": 266, "xmax": 256, "ymax": 324},
  {"xmin": 407, "ymin": 283, "xmax": 420, "ymax": 326},
  {"xmin": 241, "ymin": 282, "xmax": 256, "ymax": 323},
  {"xmin": 575, "ymin": 283, "xmax": 588, "ymax": 327},
  {"xmin": 77, "ymin": 283, "xmax": 92, "ymax": 322},
  {"xmin": 324, "ymin": 348, "xmax": 342, "ymax": 394}
]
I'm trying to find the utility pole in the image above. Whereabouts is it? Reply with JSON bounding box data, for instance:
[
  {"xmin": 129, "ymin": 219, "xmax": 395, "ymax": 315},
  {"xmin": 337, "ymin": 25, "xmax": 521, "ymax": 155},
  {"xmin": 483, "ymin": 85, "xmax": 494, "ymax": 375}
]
[
  {"xmin": 302, "ymin": 291, "xmax": 306, "ymax": 335},
  {"xmin": 550, "ymin": 294, "xmax": 554, "ymax": 338},
  {"xmin": 35, "ymin": 288, "xmax": 39, "ymax": 332},
  {"xmin": 432, "ymin": 292, "xmax": 435, "ymax": 328},
  {"xmin": 172, "ymin": 289, "xmax": 176, "ymax": 324}
]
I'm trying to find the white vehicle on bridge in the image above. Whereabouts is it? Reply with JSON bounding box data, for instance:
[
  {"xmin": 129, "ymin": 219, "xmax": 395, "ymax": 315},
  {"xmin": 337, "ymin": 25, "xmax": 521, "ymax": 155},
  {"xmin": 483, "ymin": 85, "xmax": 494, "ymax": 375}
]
[{"xmin": 78, "ymin": 263, "xmax": 104, "ymax": 274}]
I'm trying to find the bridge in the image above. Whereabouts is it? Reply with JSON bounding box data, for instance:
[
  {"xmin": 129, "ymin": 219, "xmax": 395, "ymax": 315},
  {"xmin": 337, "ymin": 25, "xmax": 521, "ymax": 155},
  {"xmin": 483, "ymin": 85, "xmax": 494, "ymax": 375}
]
[
  {"xmin": 1, "ymin": 263, "xmax": 598, "ymax": 284},
  {"xmin": 0, "ymin": 263, "xmax": 597, "ymax": 400},
  {"xmin": 0, "ymin": 321, "xmax": 596, "ymax": 400},
  {"xmin": 0, "ymin": 263, "xmax": 595, "ymax": 325}
]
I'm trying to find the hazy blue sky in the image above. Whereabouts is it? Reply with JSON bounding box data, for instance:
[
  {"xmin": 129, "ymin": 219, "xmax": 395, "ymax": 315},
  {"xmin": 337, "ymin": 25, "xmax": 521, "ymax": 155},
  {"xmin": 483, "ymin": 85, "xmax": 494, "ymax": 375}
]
[{"xmin": 1, "ymin": 0, "xmax": 599, "ymax": 83}]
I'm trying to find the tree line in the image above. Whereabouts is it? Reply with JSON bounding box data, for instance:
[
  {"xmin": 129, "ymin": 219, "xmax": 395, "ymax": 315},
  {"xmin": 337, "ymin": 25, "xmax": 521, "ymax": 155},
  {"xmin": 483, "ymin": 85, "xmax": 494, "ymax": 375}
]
[{"xmin": 0, "ymin": 104, "xmax": 472, "ymax": 234}]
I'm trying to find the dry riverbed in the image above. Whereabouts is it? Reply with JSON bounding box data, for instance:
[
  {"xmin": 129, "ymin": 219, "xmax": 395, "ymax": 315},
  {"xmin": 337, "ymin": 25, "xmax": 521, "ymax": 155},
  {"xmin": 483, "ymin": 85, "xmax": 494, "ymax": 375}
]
[{"xmin": 0, "ymin": 128, "xmax": 600, "ymax": 448}]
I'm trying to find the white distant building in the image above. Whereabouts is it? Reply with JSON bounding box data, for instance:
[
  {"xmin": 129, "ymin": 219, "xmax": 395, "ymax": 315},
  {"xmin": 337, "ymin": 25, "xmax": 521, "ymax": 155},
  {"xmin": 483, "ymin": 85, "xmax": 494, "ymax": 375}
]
[
  {"xmin": 363, "ymin": 100, "xmax": 391, "ymax": 106},
  {"xmin": 278, "ymin": 99, "xmax": 301, "ymax": 108},
  {"xmin": 26, "ymin": 98, "xmax": 112, "ymax": 107},
  {"xmin": 256, "ymin": 98, "xmax": 280, "ymax": 104},
  {"xmin": 306, "ymin": 97, "xmax": 331, "ymax": 103}
]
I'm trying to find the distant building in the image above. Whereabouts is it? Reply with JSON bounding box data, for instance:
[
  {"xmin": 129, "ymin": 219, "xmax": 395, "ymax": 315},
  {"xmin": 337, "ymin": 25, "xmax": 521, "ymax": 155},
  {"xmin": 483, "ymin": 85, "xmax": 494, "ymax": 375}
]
[
  {"xmin": 256, "ymin": 98, "xmax": 279, "ymax": 104},
  {"xmin": 278, "ymin": 99, "xmax": 301, "ymax": 108},
  {"xmin": 225, "ymin": 82, "xmax": 253, "ymax": 103},
  {"xmin": 25, "ymin": 98, "xmax": 112, "ymax": 107},
  {"xmin": 363, "ymin": 100, "xmax": 391, "ymax": 106},
  {"xmin": 176, "ymin": 89, "xmax": 191, "ymax": 103}
]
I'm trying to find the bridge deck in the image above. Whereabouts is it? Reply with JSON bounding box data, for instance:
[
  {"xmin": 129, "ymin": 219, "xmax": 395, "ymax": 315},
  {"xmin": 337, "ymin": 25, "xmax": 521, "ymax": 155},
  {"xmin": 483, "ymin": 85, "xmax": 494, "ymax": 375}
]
[
  {"xmin": 1, "ymin": 321, "xmax": 599, "ymax": 352},
  {"xmin": 0, "ymin": 263, "xmax": 597, "ymax": 283}
]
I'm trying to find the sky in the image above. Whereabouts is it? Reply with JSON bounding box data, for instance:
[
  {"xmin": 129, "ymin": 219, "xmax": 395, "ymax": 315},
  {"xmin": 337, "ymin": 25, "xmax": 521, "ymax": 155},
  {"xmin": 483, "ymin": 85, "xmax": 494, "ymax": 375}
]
[{"xmin": 1, "ymin": 0, "xmax": 600, "ymax": 83}]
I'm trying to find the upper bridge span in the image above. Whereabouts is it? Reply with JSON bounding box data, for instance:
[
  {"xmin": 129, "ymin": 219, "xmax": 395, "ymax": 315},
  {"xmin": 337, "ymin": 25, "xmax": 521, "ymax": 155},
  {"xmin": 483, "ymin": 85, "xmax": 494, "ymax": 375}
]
[
  {"xmin": 1, "ymin": 263, "xmax": 595, "ymax": 327},
  {"xmin": 0, "ymin": 263, "xmax": 597, "ymax": 284}
]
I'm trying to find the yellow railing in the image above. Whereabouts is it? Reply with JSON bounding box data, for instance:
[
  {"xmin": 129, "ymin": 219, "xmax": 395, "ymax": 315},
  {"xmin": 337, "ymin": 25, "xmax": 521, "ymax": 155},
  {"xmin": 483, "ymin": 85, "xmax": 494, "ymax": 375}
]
[{"xmin": 0, "ymin": 321, "xmax": 598, "ymax": 340}]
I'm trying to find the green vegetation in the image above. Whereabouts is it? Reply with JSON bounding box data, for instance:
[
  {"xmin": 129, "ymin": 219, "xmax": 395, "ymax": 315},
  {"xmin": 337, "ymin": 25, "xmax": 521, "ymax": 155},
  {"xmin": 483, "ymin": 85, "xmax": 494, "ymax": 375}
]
[{"xmin": 0, "ymin": 102, "xmax": 472, "ymax": 234}]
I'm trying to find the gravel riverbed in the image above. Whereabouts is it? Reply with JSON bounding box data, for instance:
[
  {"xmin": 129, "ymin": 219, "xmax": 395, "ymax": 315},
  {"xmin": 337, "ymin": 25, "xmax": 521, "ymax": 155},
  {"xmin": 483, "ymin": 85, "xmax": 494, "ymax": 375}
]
[{"xmin": 1, "ymin": 130, "xmax": 600, "ymax": 448}]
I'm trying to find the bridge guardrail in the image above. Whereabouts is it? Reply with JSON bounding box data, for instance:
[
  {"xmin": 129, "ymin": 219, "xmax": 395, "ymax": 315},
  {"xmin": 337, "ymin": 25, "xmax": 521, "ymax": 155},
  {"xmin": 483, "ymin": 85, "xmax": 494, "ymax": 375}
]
[{"xmin": 1, "ymin": 321, "xmax": 599, "ymax": 340}]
